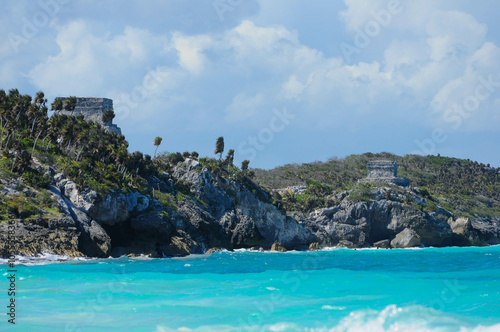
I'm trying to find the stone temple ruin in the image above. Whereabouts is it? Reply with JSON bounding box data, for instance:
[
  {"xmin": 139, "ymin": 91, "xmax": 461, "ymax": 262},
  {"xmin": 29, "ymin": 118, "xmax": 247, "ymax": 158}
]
[
  {"xmin": 359, "ymin": 160, "xmax": 410, "ymax": 187},
  {"xmin": 55, "ymin": 97, "xmax": 122, "ymax": 135}
]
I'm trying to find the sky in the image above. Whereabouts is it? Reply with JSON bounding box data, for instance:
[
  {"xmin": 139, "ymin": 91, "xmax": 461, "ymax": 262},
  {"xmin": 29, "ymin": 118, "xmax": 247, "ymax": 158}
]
[{"xmin": 1, "ymin": 0, "xmax": 500, "ymax": 169}]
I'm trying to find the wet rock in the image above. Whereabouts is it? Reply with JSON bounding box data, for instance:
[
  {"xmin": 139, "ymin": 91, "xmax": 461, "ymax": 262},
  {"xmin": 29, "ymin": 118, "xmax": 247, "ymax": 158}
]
[
  {"xmin": 78, "ymin": 220, "xmax": 112, "ymax": 257},
  {"xmin": 391, "ymin": 228, "xmax": 421, "ymax": 248},
  {"xmin": 373, "ymin": 239, "xmax": 391, "ymax": 248},
  {"xmin": 205, "ymin": 247, "xmax": 223, "ymax": 255},
  {"xmin": 0, "ymin": 220, "xmax": 83, "ymax": 257},
  {"xmin": 448, "ymin": 216, "xmax": 500, "ymax": 246},
  {"xmin": 309, "ymin": 242, "xmax": 321, "ymax": 250},
  {"xmin": 166, "ymin": 233, "xmax": 195, "ymax": 256},
  {"xmin": 337, "ymin": 240, "xmax": 356, "ymax": 248},
  {"xmin": 271, "ymin": 241, "xmax": 287, "ymax": 252},
  {"xmin": 303, "ymin": 197, "xmax": 453, "ymax": 248}
]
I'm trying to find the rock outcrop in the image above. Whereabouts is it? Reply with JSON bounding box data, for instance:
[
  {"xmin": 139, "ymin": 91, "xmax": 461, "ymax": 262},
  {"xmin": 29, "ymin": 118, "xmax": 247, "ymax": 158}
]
[
  {"xmin": 391, "ymin": 228, "xmax": 421, "ymax": 248},
  {"xmin": 448, "ymin": 216, "xmax": 500, "ymax": 246},
  {"xmin": 271, "ymin": 241, "xmax": 287, "ymax": 252},
  {"xmin": 2, "ymin": 157, "xmax": 317, "ymax": 259},
  {"xmin": 303, "ymin": 186, "xmax": 500, "ymax": 248},
  {"xmin": 0, "ymin": 218, "xmax": 83, "ymax": 257},
  {"xmin": 2, "ymin": 157, "xmax": 499, "ymax": 259},
  {"xmin": 173, "ymin": 159, "xmax": 314, "ymax": 250}
]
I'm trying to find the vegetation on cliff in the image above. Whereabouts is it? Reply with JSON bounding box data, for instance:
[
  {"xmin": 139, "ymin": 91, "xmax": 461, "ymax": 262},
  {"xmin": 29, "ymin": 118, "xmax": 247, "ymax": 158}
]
[
  {"xmin": 253, "ymin": 152, "xmax": 500, "ymax": 218},
  {"xmin": 0, "ymin": 90, "xmax": 262, "ymax": 223},
  {"xmin": 1, "ymin": 90, "xmax": 499, "ymax": 226},
  {"xmin": 1, "ymin": 90, "xmax": 499, "ymax": 256}
]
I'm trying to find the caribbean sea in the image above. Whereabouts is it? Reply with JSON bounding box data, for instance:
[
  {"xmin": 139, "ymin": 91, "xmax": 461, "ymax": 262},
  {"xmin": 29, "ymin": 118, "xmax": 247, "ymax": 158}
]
[{"xmin": 1, "ymin": 246, "xmax": 500, "ymax": 331}]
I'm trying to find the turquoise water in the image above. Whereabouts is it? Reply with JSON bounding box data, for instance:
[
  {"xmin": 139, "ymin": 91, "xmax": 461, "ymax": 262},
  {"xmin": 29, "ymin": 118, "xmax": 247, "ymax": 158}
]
[{"xmin": 2, "ymin": 246, "xmax": 500, "ymax": 331}]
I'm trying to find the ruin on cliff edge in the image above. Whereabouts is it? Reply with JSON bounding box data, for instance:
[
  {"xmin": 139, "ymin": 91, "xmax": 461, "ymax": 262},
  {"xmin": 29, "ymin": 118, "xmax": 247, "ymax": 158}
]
[
  {"xmin": 359, "ymin": 160, "xmax": 410, "ymax": 187},
  {"xmin": 55, "ymin": 97, "xmax": 122, "ymax": 135}
]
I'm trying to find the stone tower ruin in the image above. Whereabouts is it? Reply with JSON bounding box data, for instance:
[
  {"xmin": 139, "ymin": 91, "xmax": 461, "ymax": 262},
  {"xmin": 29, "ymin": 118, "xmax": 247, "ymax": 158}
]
[
  {"xmin": 55, "ymin": 97, "xmax": 122, "ymax": 135},
  {"xmin": 359, "ymin": 160, "xmax": 410, "ymax": 187}
]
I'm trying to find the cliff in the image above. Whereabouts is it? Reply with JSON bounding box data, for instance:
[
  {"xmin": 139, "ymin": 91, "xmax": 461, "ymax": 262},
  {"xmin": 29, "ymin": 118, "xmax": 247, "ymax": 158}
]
[
  {"xmin": 1, "ymin": 157, "xmax": 499, "ymax": 258},
  {"xmin": 302, "ymin": 187, "xmax": 499, "ymax": 248},
  {"xmin": 0, "ymin": 91, "xmax": 499, "ymax": 258},
  {"xmin": 0, "ymin": 158, "xmax": 313, "ymax": 257}
]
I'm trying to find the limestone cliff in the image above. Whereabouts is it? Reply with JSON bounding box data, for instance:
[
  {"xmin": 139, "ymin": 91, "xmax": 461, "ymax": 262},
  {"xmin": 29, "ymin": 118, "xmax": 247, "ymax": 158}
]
[
  {"xmin": 302, "ymin": 187, "xmax": 500, "ymax": 248},
  {"xmin": 1, "ymin": 159, "xmax": 499, "ymax": 258},
  {"xmin": 0, "ymin": 158, "xmax": 313, "ymax": 258}
]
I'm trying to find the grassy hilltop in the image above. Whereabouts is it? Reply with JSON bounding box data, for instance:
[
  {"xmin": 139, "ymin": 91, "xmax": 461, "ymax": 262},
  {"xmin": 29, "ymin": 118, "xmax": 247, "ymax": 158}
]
[{"xmin": 253, "ymin": 153, "xmax": 500, "ymax": 219}]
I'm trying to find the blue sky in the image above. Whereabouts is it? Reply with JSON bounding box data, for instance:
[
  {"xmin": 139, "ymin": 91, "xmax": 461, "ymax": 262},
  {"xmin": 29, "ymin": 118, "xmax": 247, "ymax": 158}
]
[{"xmin": 1, "ymin": 0, "xmax": 500, "ymax": 169}]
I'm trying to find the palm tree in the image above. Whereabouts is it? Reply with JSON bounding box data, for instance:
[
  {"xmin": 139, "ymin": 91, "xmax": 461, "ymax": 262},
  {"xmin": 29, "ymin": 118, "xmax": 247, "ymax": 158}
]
[
  {"xmin": 51, "ymin": 99, "xmax": 63, "ymax": 111},
  {"xmin": 225, "ymin": 149, "xmax": 235, "ymax": 172},
  {"xmin": 35, "ymin": 91, "xmax": 46, "ymax": 106},
  {"xmin": 102, "ymin": 109, "xmax": 115, "ymax": 124},
  {"xmin": 241, "ymin": 160, "xmax": 250, "ymax": 172},
  {"xmin": 214, "ymin": 136, "xmax": 224, "ymax": 161},
  {"xmin": 64, "ymin": 96, "xmax": 77, "ymax": 113},
  {"xmin": 153, "ymin": 136, "xmax": 162, "ymax": 158}
]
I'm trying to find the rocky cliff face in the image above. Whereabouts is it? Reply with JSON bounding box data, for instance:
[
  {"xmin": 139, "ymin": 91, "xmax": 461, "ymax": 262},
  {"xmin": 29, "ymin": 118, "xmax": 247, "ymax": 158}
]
[
  {"xmin": 172, "ymin": 159, "xmax": 314, "ymax": 249},
  {"xmin": 0, "ymin": 159, "xmax": 313, "ymax": 258},
  {"xmin": 1, "ymin": 161, "xmax": 499, "ymax": 259},
  {"xmin": 302, "ymin": 187, "xmax": 500, "ymax": 248}
]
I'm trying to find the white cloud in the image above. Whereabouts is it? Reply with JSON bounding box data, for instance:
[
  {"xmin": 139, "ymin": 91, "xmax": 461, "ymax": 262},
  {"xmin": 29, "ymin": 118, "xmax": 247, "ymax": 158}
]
[
  {"xmin": 28, "ymin": 20, "xmax": 169, "ymax": 97},
  {"xmin": 430, "ymin": 42, "xmax": 500, "ymax": 132},
  {"xmin": 280, "ymin": 75, "xmax": 305, "ymax": 100},
  {"xmin": 26, "ymin": 5, "xmax": 500, "ymax": 135},
  {"xmin": 340, "ymin": 0, "xmax": 400, "ymax": 32},
  {"xmin": 225, "ymin": 92, "xmax": 266, "ymax": 123},
  {"xmin": 171, "ymin": 33, "xmax": 211, "ymax": 74},
  {"xmin": 425, "ymin": 10, "xmax": 487, "ymax": 57},
  {"xmin": 339, "ymin": 0, "xmax": 500, "ymax": 132}
]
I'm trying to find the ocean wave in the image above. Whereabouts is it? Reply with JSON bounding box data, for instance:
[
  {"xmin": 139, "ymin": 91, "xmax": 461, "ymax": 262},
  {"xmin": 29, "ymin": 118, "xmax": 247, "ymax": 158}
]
[
  {"xmin": 0, "ymin": 253, "xmax": 94, "ymax": 266},
  {"xmin": 154, "ymin": 305, "xmax": 500, "ymax": 332},
  {"xmin": 330, "ymin": 305, "xmax": 500, "ymax": 332},
  {"xmin": 0, "ymin": 252, "xmax": 165, "ymax": 266}
]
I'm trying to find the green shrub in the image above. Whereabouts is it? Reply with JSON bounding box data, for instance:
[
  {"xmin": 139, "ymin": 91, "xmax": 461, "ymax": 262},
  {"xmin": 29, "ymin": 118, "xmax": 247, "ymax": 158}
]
[
  {"xmin": 22, "ymin": 138, "xmax": 34, "ymax": 149},
  {"xmin": 420, "ymin": 187, "xmax": 430, "ymax": 198},
  {"xmin": 425, "ymin": 200, "xmax": 437, "ymax": 212},
  {"xmin": 155, "ymin": 191, "xmax": 177, "ymax": 211},
  {"xmin": 0, "ymin": 194, "xmax": 41, "ymax": 219},
  {"xmin": 306, "ymin": 179, "xmax": 332, "ymax": 195},
  {"xmin": 349, "ymin": 183, "xmax": 374, "ymax": 202},
  {"xmin": 0, "ymin": 158, "xmax": 16, "ymax": 179},
  {"xmin": 22, "ymin": 169, "xmax": 51, "ymax": 188},
  {"xmin": 175, "ymin": 180, "xmax": 192, "ymax": 195}
]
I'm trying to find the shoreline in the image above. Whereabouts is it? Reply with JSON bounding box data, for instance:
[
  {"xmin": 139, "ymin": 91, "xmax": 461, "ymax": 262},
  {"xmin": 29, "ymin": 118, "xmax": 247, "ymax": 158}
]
[{"xmin": 2, "ymin": 244, "xmax": 499, "ymax": 266}]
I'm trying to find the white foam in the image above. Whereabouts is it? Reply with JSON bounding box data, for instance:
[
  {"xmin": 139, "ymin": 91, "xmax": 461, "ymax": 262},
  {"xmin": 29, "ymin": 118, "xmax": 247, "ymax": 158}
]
[
  {"xmin": 153, "ymin": 308, "xmax": 500, "ymax": 332},
  {"xmin": 233, "ymin": 248, "xmax": 251, "ymax": 252},
  {"xmin": 322, "ymin": 305, "xmax": 347, "ymax": 310},
  {"xmin": 0, "ymin": 253, "xmax": 96, "ymax": 266},
  {"xmin": 466, "ymin": 324, "xmax": 500, "ymax": 332},
  {"xmin": 129, "ymin": 254, "xmax": 154, "ymax": 260}
]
